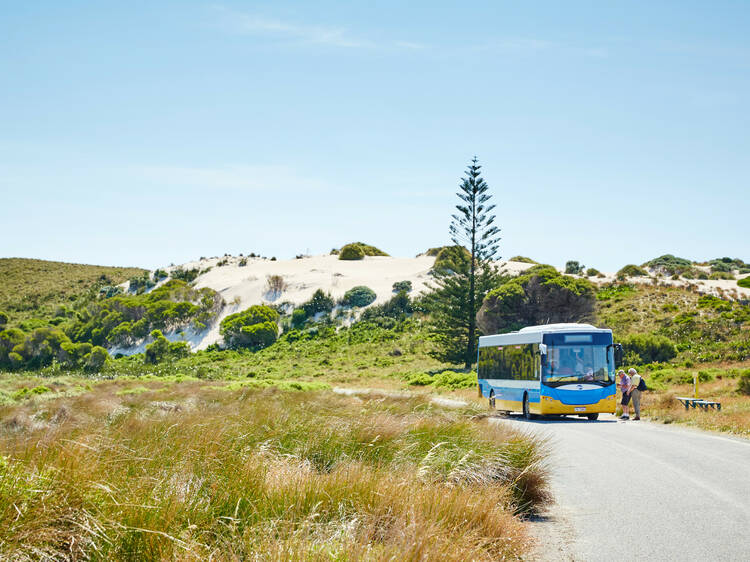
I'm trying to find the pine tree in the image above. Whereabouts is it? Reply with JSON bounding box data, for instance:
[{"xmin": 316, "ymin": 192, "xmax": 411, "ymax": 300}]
[{"xmin": 425, "ymin": 157, "xmax": 503, "ymax": 368}]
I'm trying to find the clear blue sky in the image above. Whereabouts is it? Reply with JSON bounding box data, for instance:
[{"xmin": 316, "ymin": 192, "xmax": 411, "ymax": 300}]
[{"xmin": 2, "ymin": 1, "xmax": 748, "ymax": 270}]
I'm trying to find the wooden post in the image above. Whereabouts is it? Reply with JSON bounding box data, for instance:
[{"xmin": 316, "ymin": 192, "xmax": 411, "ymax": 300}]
[{"xmin": 694, "ymin": 373, "xmax": 699, "ymax": 399}]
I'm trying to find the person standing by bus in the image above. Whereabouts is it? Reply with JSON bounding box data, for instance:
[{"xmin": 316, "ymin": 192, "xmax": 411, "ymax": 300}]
[
  {"xmin": 617, "ymin": 370, "xmax": 631, "ymax": 419},
  {"xmin": 628, "ymin": 368, "xmax": 642, "ymax": 420}
]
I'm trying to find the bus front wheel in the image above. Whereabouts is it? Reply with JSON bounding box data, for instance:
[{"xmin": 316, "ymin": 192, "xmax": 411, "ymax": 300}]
[
  {"xmin": 587, "ymin": 413, "xmax": 599, "ymax": 421},
  {"xmin": 489, "ymin": 391, "xmax": 495, "ymax": 410},
  {"xmin": 523, "ymin": 394, "xmax": 533, "ymax": 420}
]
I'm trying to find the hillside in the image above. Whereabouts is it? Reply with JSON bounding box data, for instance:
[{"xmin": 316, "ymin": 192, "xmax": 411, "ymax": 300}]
[{"xmin": 0, "ymin": 258, "xmax": 145, "ymax": 327}]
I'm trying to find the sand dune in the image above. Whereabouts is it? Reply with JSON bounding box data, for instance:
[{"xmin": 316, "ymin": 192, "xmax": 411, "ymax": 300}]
[{"xmin": 113, "ymin": 254, "xmax": 748, "ymax": 353}]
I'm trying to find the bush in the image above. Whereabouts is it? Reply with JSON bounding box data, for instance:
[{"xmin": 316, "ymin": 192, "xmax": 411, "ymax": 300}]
[
  {"xmin": 338, "ymin": 243, "xmax": 366, "ymax": 260},
  {"xmin": 0, "ymin": 311, "xmax": 7, "ymax": 328},
  {"xmin": 508, "ymin": 256, "xmax": 536, "ymax": 264},
  {"xmin": 265, "ymin": 275, "xmax": 287, "ymax": 297},
  {"xmin": 337, "ymin": 242, "xmax": 388, "ymax": 260},
  {"xmin": 621, "ymin": 333, "xmax": 677, "ymax": 364},
  {"xmin": 565, "ymin": 261, "xmax": 585, "ymax": 275},
  {"xmin": 145, "ymin": 330, "xmax": 170, "ymax": 364},
  {"xmin": 432, "ymin": 245, "xmax": 471, "ymax": 274},
  {"xmin": 343, "ymin": 286, "xmax": 377, "ymax": 307},
  {"xmin": 478, "ymin": 265, "xmax": 595, "ymax": 334},
  {"xmin": 361, "ymin": 291, "xmax": 413, "ymax": 322},
  {"xmin": 738, "ymin": 370, "xmax": 750, "ymax": 395},
  {"xmin": 85, "ymin": 346, "xmax": 109, "ymax": 371},
  {"xmin": 709, "ymin": 271, "xmax": 735, "ymax": 280},
  {"xmin": 152, "ymin": 269, "xmax": 168, "ymax": 281},
  {"xmin": 738, "ymin": 277, "xmax": 750, "ymax": 289},
  {"xmin": 220, "ymin": 305, "xmax": 279, "ymax": 350},
  {"xmin": 171, "ymin": 267, "xmax": 200, "ymax": 283},
  {"xmin": 642, "ymin": 255, "xmax": 693, "ymax": 276},
  {"xmin": 128, "ymin": 273, "xmax": 155, "ymax": 293},
  {"xmin": 392, "ymin": 280, "xmax": 412, "ymax": 293},
  {"xmin": 302, "ymin": 289, "xmax": 335, "ymax": 317},
  {"xmin": 291, "ymin": 308, "xmax": 307, "ymax": 328},
  {"xmin": 616, "ymin": 264, "xmax": 648, "ymax": 279},
  {"xmin": 586, "ymin": 268, "xmax": 600, "ymax": 277}
]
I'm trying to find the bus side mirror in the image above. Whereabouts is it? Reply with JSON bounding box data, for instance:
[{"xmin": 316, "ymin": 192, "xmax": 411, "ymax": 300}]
[
  {"xmin": 614, "ymin": 344, "xmax": 624, "ymax": 367},
  {"xmin": 539, "ymin": 344, "xmax": 547, "ymax": 367}
]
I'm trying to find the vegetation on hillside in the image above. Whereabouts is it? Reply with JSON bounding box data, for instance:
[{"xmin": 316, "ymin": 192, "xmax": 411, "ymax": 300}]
[
  {"xmin": 0, "ymin": 258, "xmax": 145, "ymax": 326},
  {"xmin": 596, "ymin": 284, "xmax": 749, "ymax": 363},
  {"xmin": 68, "ymin": 280, "xmax": 224, "ymax": 347}
]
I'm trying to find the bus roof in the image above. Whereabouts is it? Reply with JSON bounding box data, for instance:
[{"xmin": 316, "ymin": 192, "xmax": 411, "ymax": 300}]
[{"xmin": 478, "ymin": 323, "xmax": 612, "ymax": 347}]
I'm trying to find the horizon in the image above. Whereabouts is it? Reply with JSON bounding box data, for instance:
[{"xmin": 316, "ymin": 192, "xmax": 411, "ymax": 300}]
[{"xmin": 2, "ymin": 1, "xmax": 749, "ymax": 270}]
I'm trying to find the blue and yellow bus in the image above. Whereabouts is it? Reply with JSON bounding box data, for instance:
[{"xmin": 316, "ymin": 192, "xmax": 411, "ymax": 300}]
[{"xmin": 477, "ymin": 323, "xmax": 623, "ymax": 420}]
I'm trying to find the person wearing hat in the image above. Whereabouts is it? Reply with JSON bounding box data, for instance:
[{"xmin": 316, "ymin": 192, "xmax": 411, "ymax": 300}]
[{"xmin": 628, "ymin": 368, "xmax": 642, "ymax": 420}]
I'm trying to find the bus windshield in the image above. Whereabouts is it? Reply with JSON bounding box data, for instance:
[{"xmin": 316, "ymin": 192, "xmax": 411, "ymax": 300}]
[{"xmin": 544, "ymin": 344, "xmax": 614, "ymax": 386}]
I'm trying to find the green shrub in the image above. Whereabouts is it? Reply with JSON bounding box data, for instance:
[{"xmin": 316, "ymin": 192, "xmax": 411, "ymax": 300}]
[
  {"xmin": 642, "ymin": 255, "xmax": 693, "ymax": 276},
  {"xmin": 406, "ymin": 371, "xmax": 477, "ymax": 390},
  {"xmin": 621, "ymin": 333, "xmax": 677, "ymax": 364},
  {"xmin": 432, "ymin": 245, "xmax": 471, "ymax": 274},
  {"xmin": 128, "ymin": 273, "xmax": 155, "ymax": 293},
  {"xmin": 220, "ymin": 305, "xmax": 279, "ymax": 350},
  {"xmin": 145, "ymin": 330, "xmax": 170, "ymax": 364},
  {"xmin": 697, "ymin": 295, "xmax": 732, "ymax": 312},
  {"xmin": 739, "ymin": 277, "xmax": 750, "ymax": 289},
  {"xmin": 596, "ymin": 284, "xmax": 637, "ymax": 301},
  {"xmin": 406, "ymin": 373, "xmax": 434, "ymax": 386},
  {"xmin": 85, "ymin": 346, "xmax": 109, "ymax": 371},
  {"xmin": 343, "ymin": 286, "xmax": 377, "ymax": 307},
  {"xmin": 59, "ymin": 341, "xmax": 93, "ymax": 367},
  {"xmin": 738, "ymin": 370, "xmax": 750, "ymax": 395},
  {"xmin": 0, "ymin": 327, "xmax": 26, "ymax": 368},
  {"xmin": 0, "ymin": 311, "xmax": 9, "ymax": 327},
  {"xmin": 709, "ymin": 271, "xmax": 735, "ymax": 280},
  {"xmin": 508, "ymin": 256, "xmax": 536, "ymax": 264},
  {"xmin": 478, "ymin": 265, "xmax": 595, "ymax": 334},
  {"xmin": 291, "ymin": 308, "xmax": 307, "ymax": 328},
  {"xmin": 302, "ymin": 289, "xmax": 335, "ymax": 317},
  {"xmin": 392, "ymin": 280, "xmax": 412, "ymax": 293},
  {"xmin": 586, "ymin": 268, "xmax": 600, "ymax": 277},
  {"xmin": 565, "ymin": 261, "xmax": 584, "ymax": 275},
  {"xmin": 361, "ymin": 291, "xmax": 413, "ymax": 322},
  {"xmin": 339, "ymin": 243, "xmax": 366, "ymax": 260},
  {"xmin": 337, "ymin": 242, "xmax": 388, "ymax": 260},
  {"xmin": 171, "ymin": 267, "xmax": 200, "ymax": 283},
  {"xmin": 152, "ymin": 269, "xmax": 168, "ymax": 281},
  {"xmin": 617, "ymin": 264, "xmax": 648, "ymax": 279},
  {"xmin": 13, "ymin": 385, "xmax": 51, "ymax": 400}
]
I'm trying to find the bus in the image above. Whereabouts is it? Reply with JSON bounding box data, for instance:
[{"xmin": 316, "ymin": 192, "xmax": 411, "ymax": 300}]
[{"xmin": 477, "ymin": 323, "xmax": 623, "ymax": 420}]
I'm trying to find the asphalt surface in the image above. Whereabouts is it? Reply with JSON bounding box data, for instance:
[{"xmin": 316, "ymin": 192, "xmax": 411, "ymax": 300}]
[{"xmin": 494, "ymin": 414, "xmax": 750, "ymax": 561}]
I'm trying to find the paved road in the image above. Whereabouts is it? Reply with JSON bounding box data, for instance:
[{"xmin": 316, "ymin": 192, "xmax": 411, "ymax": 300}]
[{"xmin": 494, "ymin": 414, "xmax": 750, "ymax": 561}]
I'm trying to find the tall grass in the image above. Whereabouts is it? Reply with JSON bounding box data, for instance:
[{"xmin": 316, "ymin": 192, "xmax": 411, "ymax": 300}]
[{"xmin": 0, "ymin": 381, "xmax": 549, "ymax": 560}]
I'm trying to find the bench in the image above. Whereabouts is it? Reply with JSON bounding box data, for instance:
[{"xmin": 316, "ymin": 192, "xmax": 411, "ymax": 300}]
[{"xmin": 675, "ymin": 397, "xmax": 722, "ymax": 411}]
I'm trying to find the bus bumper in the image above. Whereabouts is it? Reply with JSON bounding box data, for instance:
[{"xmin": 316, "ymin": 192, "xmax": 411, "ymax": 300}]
[{"xmin": 539, "ymin": 395, "xmax": 616, "ymax": 415}]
